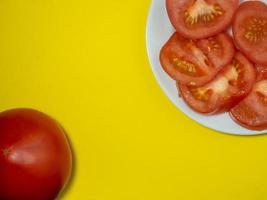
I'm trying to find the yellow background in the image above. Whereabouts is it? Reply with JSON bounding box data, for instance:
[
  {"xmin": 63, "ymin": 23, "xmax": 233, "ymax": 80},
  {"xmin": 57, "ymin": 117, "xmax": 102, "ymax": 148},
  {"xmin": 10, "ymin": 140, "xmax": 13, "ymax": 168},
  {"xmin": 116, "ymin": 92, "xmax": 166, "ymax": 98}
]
[{"xmin": 1, "ymin": 0, "xmax": 267, "ymax": 199}]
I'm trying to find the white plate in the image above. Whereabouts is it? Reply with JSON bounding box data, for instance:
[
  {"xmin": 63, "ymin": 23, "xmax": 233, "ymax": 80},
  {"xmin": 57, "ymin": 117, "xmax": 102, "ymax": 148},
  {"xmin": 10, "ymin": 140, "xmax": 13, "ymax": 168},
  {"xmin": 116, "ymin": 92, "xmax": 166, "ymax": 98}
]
[{"xmin": 146, "ymin": 0, "xmax": 267, "ymax": 135}]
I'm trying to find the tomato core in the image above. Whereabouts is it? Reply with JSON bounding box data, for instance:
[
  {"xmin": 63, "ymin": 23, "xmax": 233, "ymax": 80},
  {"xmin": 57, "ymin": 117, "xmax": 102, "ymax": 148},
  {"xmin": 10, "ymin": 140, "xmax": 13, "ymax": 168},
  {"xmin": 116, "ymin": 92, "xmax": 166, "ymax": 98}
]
[
  {"xmin": 185, "ymin": 0, "xmax": 224, "ymax": 26},
  {"xmin": 2, "ymin": 149, "xmax": 9, "ymax": 157}
]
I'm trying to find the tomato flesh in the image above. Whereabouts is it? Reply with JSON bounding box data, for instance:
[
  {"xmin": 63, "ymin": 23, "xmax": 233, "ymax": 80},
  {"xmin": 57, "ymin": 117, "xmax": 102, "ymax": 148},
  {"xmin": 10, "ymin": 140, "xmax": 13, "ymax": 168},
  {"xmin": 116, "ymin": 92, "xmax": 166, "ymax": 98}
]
[
  {"xmin": 233, "ymin": 1, "xmax": 267, "ymax": 65},
  {"xmin": 256, "ymin": 64, "xmax": 267, "ymax": 81},
  {"xmin": 166, "ymin": 0, "xmax": 239, "ymax": 39},
  {"xmin": 160, "ymin": 32, "xmax": 234, "ymax": 86},
  {"xmin": 178, "ymin": 52, "xmax": 256, "ymax": 114},
  {"xmin": 0, "ymin": 109, "xmax": 72, "ymax": 200},
  {"xmin": 231, "ymin": 80, "xmax": 267, "ymax": 130}
]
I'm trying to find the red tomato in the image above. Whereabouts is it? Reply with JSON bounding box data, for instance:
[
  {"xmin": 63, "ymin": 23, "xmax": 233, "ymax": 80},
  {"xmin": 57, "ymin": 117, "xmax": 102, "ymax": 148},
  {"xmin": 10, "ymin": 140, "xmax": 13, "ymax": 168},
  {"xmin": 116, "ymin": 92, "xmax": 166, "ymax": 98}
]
[
  {"xmin": 0, "ymin": 109, "xmax": 72, "ymax": 200},
  {"xmin": 178, "ymin": 52, "xmax": 256, "ymax": 114},
  {"xmin": 166, "ymin": 0, "xmax": 239, "ymax": 39},
  {"xmin": 233, "ymin": 1, "xmax": 267, "ymax": 65},
  {"xmin": 160, "ymin": 32, "xmax": 235, "ymax": 86},
  {"xmin": 230, "ymin": 79, "xmax": 267, "ymax": 130}
]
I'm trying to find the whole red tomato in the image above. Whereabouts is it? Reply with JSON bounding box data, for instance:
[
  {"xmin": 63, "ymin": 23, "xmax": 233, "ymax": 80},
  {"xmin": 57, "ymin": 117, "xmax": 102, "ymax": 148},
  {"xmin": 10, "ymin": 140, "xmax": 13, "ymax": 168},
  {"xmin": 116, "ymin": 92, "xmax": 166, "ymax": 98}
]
[{"xmin": 0, "ymin": 108, "xmax": 72, "ymax": 200}]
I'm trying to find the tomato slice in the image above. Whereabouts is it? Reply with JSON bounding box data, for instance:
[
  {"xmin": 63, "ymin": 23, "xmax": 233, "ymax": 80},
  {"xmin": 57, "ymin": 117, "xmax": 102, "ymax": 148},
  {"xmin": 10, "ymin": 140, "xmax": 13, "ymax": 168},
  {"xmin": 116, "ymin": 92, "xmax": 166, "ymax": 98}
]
[
  {"xmin": 166, "ymin": 0, "xmax": 239, "ymax": 39},
  {"xmin": 178, "ymin": 52, "xmax": 256, "ymax": 114},
  {"xmin": 230, "ymin": 80, "xmax": 267, "ymax": 130},
  {"xmin": 160, "ymin": 32, "xmax": 235, "ymax": 86},
  {"xmin": 233, "ymin": 1, "xmax": 267, "ymax": 65}
]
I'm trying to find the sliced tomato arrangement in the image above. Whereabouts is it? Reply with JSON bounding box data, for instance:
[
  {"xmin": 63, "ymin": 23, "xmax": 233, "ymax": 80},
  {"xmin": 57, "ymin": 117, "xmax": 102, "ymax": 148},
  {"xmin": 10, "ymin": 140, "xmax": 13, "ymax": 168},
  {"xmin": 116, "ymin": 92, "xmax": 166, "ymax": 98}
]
[
  {"xmin": 178, "ymin": 52, "xmax": 256, "ymax": 114},
  {"xmin": 158, "ymin": 0, "xmax": 267, "ymax": 131},
  {"xmin": 166, "ymin": 0, "xmax": 239, "ymax": 39},
  {"xmin": 160, "ymin": 32, "xmax": 234, "ymax": 86},
  {"xmin": 230, "ymin": 80, "xmax": 267, "ymax": 130},
  {"xmin": 233, "ymin": 1, "xmax": 267, "ymax": 65}
]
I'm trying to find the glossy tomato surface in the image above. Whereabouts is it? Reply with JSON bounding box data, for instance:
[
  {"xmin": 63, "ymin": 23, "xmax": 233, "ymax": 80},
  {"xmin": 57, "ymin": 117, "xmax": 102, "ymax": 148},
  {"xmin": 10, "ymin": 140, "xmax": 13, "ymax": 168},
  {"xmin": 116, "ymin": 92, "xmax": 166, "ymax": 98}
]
[
  {"xmin": 233, "ymin": 1, "xmax": 267, "ymax": 65},
  {"xmin": 0, "ymin": 109, "xmax": 72, "ymax": 200},
  {"xmin": 166, "ymin": 0, "xmax": 239, "ymax": 39},
  {"xmin": 178, "ymin": 52, "xmax": 256, "ymax": 114},
  {"xmin": 231, "ymin": 80, "xmax": 267, "ymax": 130},
  {"xmin": 160, "ymin": 32, "xmax": 234, "ymax": 86}
]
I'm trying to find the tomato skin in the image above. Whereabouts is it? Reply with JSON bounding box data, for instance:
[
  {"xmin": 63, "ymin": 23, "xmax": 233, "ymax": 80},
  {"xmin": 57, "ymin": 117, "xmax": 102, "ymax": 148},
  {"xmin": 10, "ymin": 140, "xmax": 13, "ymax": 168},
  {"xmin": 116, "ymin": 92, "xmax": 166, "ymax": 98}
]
[
  {"xmin": 233, "ymin": 1, "xmax": 267, "ymax": 65},
  {"xmin": 0, "ymin": 109, "xmax": 72, "ymax": 200},
  {"xmin": 160, "ymin": 32, "xmax": 235, "ymax": 86},
  {"xmin": 178, "ymin": 52, "xmax": 256, "ymax": 114},
  {"xmin": 166, "ymin": 0, "xmax": 239, "ymax": 39}
]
